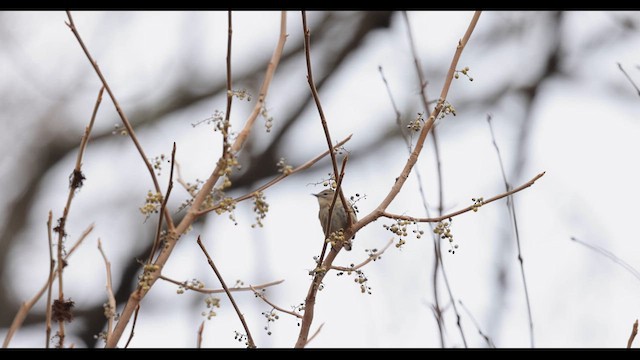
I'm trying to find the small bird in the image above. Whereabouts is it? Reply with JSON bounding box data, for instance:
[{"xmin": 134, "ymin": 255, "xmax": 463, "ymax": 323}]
[{"xmin": 313, "ymin": 189, "xmax": 357, "ymax": 251}]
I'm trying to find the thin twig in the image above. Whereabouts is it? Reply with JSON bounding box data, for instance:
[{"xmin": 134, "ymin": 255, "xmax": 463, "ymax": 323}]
[
  {"xmin": 618, "ymin": 62, "xmax": 640, "ymax": 97},
  {"xmin": 197, "ymin": 237, "xmax": 256, "ymax": 348},
  {"xmin": 295, "ymin": 11, "xmax": 483, "ymax": 348},
  {"xmin": 97, "ymin": 239, "xmax": 116, "ymax": 344},
  {"xmin": 197, "ymin": 321, "xmax": 205, "ymax": 348},
  {"xmin": 124, "ymin": 305, "xmax": 140, "ymax": 348},
  {"xmin": 159, "ymin": 275, "xmax": 284, "ymax": 294},
  {"xmin": 104, "ymin": 12, "xmax": 287, "ymax": 348},
  {"xmin": 54, "ymin": 86, "xmax": 103, "ymax": 348},
  {"xmin": 458, "ymin": 300, "xmax": 496, "ymax": 348},
  {"xmin": 45, "ymin": 211, "xmax": 54, "ymax": 348},
  {"xmin": 65, "ymin": 12, "xmax": 173, "ymax": 231},
  {"xmin": 383, "ymin": 172, "xmax": 545, "ymax": 223},
  {"xmin": 301, "ymin": 11, "xmax": 352, "ymax": 237},
  {"xmin": 196, "ymin": 135, "xmax": 352, "ymax": 216},
  {"xmin": 319, "ymin": 155, "xmax": 348, "ymax": 262},
  {"xmin": 570, "ymin": 237, "xmax": 640, "ymax": 282},
  {"xmin": 330, "ymin": 238, "xmax": 394, "ymax": 272},
  {"xmin": 250, "ymin": 285, "xmax": 302, "ymax": 319},
  {"xmin": 2, "ymin": 224, "xmax": 93, "ymax": 348},
  {"xmin": 147, "ymin": 142, "xmax": 176, "ymax": 264},
  {"xmin": 628, "ymin": 319, "xmax": 638, "ymax": 348},
  {"xmin": 487, "ymin": 114, "xmax": 534, "ymax": 347}
]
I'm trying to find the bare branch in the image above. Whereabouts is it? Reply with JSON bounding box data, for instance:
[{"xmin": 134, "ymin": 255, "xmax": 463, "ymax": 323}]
[
  {"xmin": 197, "ymin": 237, "xmax": 256, "ymax": 348},
  {"xmin": 147, "ymin": 143, "xmax": 176, "ymax": 264},
  {"xmin": 197, "ymin": 321, "xmax": 205, "ymax": 348},
  {"xmin": 628, "ymin": 319, "xmax": 638, "ymax": 348},
  {"xmin": 124, "ymin": 305, "xmax": 140, "ymax": 348},
  {"xmin": 65, "ymin": 12, "xmax": 174, "ymax": 231},
  {"xmin": 45, "ymin": 212, "xmax": 54, "ymax": 348}
]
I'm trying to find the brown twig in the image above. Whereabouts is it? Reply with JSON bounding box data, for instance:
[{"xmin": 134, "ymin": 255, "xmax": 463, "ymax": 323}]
[
  {"xmin": 618, "ymin": 63, "xmax": 640, "ymax": 97},
  {"xmin": 382, "ymin": 172, "xmax": 545, "ymax": 223},
  {"xmin": 197, "ymin": 321, "xmax": 205, "ymax": 348},
  {"xmin": 196, "ymin": 135, "xmax": 352, "ymax": 216},
  {"xmin": 318, "ymin": 155, "xmax": 348, "ymax": 262},
  {"xmin": 2, "ymin": 224, "xmax": 93, "ymax": 348},
  {"xmin": 124, "ymin": 305, "xmax": 140, "ymax": 348},
  {"xmin": 53, "ymin": 85, "xmax": 104, "ymax": 348},
  {"xmin": 250, "ymin": 285, "xmax": 302, "ymax": 319},
  {"xmin": 104, "ymin": 12, "xmax": 287, "ymax": 348},
  {"xmin": 330, "ymin": 238, "xmax": 394, "ymax": 272},
  {"xmin": 65, "ymin": 12, "xmax": 174, "ymax": 232},
  {"xmin": 628, "ymin": 319, "xmax": 638, "ymax": 348},
  {"xmin": 197, "ymin": 237, "xmax": 256, "ymax": 348},
  {"xmin": 487, "ymin": 114, "xmax": 534, "ymax": 347},
  {"xmin": 159, "ymin": 275, "xmax": 284, "ymax": 295},
  {"xmin": 301, "ymin": 11, "xmax": 352, "ymax": 236},
  {"xmin": 147, "ymin": 142, "xmax": 176, "ymax": 264},
  {"xmin": 97, "ymin": 239, "xmax": 116, "ymax": 344},
  {"xmin": 45, "ymin": 211, "xmax": 54, "ymax": 348}
]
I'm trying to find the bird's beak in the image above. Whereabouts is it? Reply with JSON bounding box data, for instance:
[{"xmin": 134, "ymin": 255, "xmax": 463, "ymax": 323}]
[{"xmin": 312, "ymin": 193, "xmax": 319, "ymax": 197}]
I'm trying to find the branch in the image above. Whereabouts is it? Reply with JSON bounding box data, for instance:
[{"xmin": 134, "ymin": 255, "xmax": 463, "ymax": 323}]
[
  {"xmin": 124, "ymin": 305, "xmax": 140, "ymax": 348},
  {"xmin": 330, "ymin": 238, "xmax": 394, "ymax": 272},
  {"xmin": 628, "ymin": 319, "xmax": 638, "ymax": 348},
  {"xmin": 104, "ymin": 12, "xmax": 287, "ymax": 348},
  {"xmin": 197, "ymin": 321, "xmax": 205, "ymax": 348},
  {"xmin": 197, "ymin": 237, "xmax": 256, "ymax": 348},
  {"xmin": 318, "ymin": 155, "xmax": 348, "ymax": 262},
  {"xmin": 159, "ymin": 275, "xmax": 284, "ymax": 295},
  {"xmin": 250, "ymin": 286, "xmax": 302, "ymax": 319},
  {"xmin": 97, "ymin": 239, "xmax": 116, "ymax": 344},
  {"xmin": 2, "ymin": 224, "xmax": 93, "ymax": 348},
  {"xmin": 301, "ymin": 11, "xmax": 352, "ymax": 237},
  {"xmin": 147, "ymin": 142, "xmax": 176, "ymax": 264},
  {"xmin": 65, "ymin": 12, "xmax": 174, "ymax": 231},
  {"xmin": 382, "ymin": 172, "xmax": 545, "ymax": 223},
  {"xmin": 45, "ymin": 212, "xmax": 54, "ymax": 348}
]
